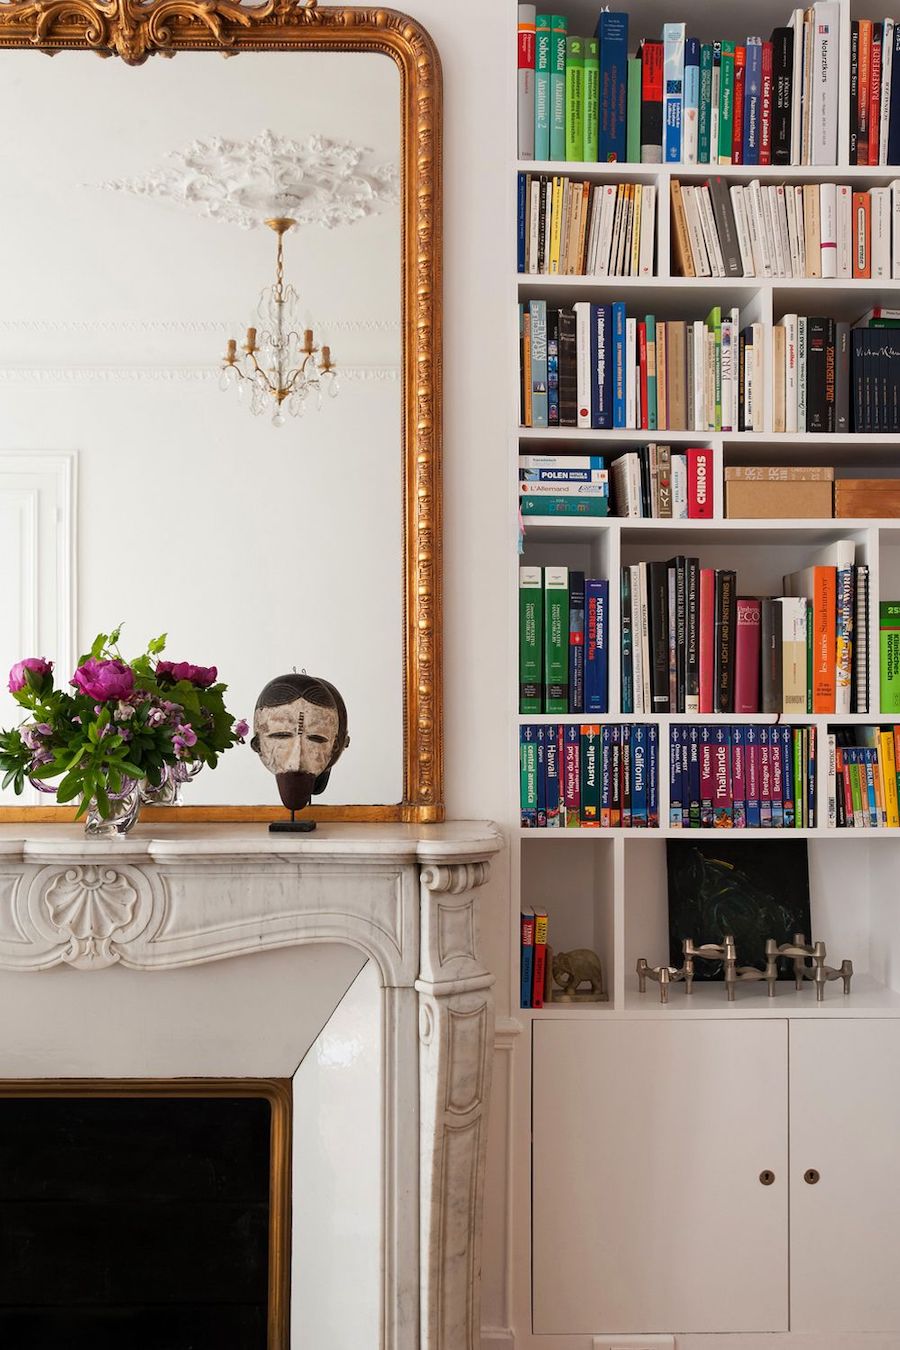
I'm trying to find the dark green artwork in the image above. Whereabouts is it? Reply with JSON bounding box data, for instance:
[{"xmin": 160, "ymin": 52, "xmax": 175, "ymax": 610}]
[{"xmin": 667, "ymin": 840, "xmax": 811, "ymax": 980}]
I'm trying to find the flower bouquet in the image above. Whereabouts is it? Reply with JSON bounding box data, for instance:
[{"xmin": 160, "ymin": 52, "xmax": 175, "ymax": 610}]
[{"xmin": 0, "ymin": 627, "xmax": 248, "ymax": 835}]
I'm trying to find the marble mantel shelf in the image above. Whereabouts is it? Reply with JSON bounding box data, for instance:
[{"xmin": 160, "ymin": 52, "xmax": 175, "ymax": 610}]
[{"xmin": 0, "ymin": 819, "xmax": 502, "ymax": 1350}]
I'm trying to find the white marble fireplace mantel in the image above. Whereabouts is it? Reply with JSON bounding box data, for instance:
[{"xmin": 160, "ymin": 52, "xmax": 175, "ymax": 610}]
[{"xmin": 0, "ymin": 820, "xmax": 502, "ymax": 1350}]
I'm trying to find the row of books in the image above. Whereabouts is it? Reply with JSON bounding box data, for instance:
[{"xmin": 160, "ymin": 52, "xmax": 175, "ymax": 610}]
[
  {"xmin": 519, "ymin": 567, "xmax": 609, "ymax": 713},
  {"xmin": 672, "ymin": 179, "xmax": 900, "ymax": 281},
  {"xmin": 850, "ymin": 19, "xmax": 900, "ymax": 165},
  {"xmin": 772, "ymin": 311, "xmax": 900, "ymax": 434},
  {"xmin": 828, "ymin": 726, "xmax": 900, "ymax": 827},
  {"xmin": 520, "ymin": 907, "xmax": 549, "ymax": 1008},
  {"xmin": 519, "ymin": 453, "xmax": 609, "ymax": 520},
  {"xmin": 517, "ymin": 174, "xmax": 657, "ymax": 276},
  {"xmin": 620, "ymin": 544, "xmax": 870, "ymax": 716},
  {"xmin": 516, "ymin": 8, "xmax": 842, "ymax": 166},
  {"xmin": 520, "ymin": 722, "xmax": 661, "ymax": 828},
  {"xmin": 519, "ymin": 301, "xmax": 763, "ymax": 433},
  {"xmin": 669, "ymin": 724, "xmax": 817, "ymax": 828},
  {"xmin": 609, "ymin": 446, "xmax": 712, "ymax": 519}
]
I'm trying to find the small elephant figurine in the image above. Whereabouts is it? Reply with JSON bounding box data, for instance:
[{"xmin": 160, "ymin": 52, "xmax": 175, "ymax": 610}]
[{"xmin": 552, "ymin": 948, "xmax": 606, "ymax": 1001}]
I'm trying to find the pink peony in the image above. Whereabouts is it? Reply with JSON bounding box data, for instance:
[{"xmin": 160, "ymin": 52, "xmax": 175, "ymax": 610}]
[
  {"xmin": 234, "ymin": 718, "xmax": 250, "ymax": 741},
  {"xmin": 157, "ymin": 660, "xmax": 218, "ymax": 689},
  {"xmin": 71, "ymin": 658, "xmax": 135, "ymax": 703},
  {"xmin": 8, "ymin": 657, "xmax": 53, "ymax": 694}
]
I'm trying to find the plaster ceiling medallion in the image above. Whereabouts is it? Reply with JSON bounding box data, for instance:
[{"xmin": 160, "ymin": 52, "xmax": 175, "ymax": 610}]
[{"xmin": 96, "ymin": 129, "xmax": 400, "ymax": 231}]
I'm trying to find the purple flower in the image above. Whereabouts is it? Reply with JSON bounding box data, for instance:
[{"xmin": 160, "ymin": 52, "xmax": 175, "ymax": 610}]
[
  {"xmin": 115, "ymin": 701, "xmax": 135, "ymax": 721},
  {"xmin": 8, "ymin": 657, "xmax": 53, "ymax": 694},
  {"xmin": 35, "ymin": 723, "xmax": 52, "ymax": 736},
  {"xmin": 172, "ymin": 723, "xmax": 198, "ymax": 758},
  {"xmin": 20, "ymin": 726, "xmax": 41, "ymax": 751},
  {"xmin": 157, "ymin": 660, "xmax": 218, "ymax": 689},
  {"xmin": 72, "ymin": 658, "xmax": 134, "ymax": 703},
  {"xmin": 30, "ymin": 748, "xmax": 53, "ymax": 767},
  {"xmin": 234, "ymin": 718, "xmax": 249, "ymax": 741}
]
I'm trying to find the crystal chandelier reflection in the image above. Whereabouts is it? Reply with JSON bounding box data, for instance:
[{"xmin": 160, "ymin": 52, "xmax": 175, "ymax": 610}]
[{"xmin": 220, "ymin": 217, "xmax": 339, "ymax": 426}]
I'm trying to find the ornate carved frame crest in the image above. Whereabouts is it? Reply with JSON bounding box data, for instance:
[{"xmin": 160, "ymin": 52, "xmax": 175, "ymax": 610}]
[{"xmin": 0, "ymin": 0, "xmax": 443, "ymax": 825}]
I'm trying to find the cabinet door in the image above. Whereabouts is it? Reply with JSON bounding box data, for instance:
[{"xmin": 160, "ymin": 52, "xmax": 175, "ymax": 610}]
[
  {"xmin": 532, "ymin": 1020, "xmax": 788, "ymax": 1335},
  {"xmin": 790, "ymin": 1020, "xmax": 900, "ymax": 1332}
]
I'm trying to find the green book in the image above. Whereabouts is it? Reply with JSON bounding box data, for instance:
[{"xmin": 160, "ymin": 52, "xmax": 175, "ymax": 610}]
[
  {"xmin": 565, "ymin": 36, "xmax": 585, "ymax": 161},
  {"xmin": 626, "ymin": 56, "xmax": 641, "ymax": 163},
  {"xmin": 718, "ymin": 40, "xmax": 735, "ymax": 164},
  {"xmin": 549, "ymin": 14, "xmax": 568, "ymax": 160},
  {"xmin": 519, "ymin": 566, "xmax": 543, "ymax": 713},
  {"xmin": 880, "ymin": 602, "xmax": 900, "ymax": 714},
  {"xmin": 583, "ymin": 36, "xmax": 600, "ymax": 161},
  {"xmin": 520, "ymin": 495, "xmax": 608, "ymax": 516},
  {"xmin": 520, "ymin": 725, "xmax": 538, "ymax": 826},
  {"xmin": 535, "ymin": 15, "xmax": 552, "ymax": 160},
  {"xmin": 705, "ymin": 307, "xmax": 722, "ymax": 430},
  {"xmin": 698, "ymin": 43, "xmax": 713, "ymax": 163},
  {"xmin": 580, "ymin": 725, "xmax": 600, "ymax": 825},
  {"xmin": 544, "ymin": 565, "xmax": 569, "ymax": 712}
]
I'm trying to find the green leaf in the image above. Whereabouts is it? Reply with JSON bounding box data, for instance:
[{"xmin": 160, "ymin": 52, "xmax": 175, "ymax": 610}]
[
  {"xmin": 55, "ymin": 772, "xmax": 83, "ymax": 805},
  {"xmin": 148, "ymin": 633, "xmax": 167, "ymax": 655},
  {"xmin": 94, "ymin": 780, "xmax": 110, "ymax": 818},
  {"xmin": 66, "ymin": 745, "xmax": 87, "ymax": 770},
  {"xmin": 1, "ymin": 769, "xmax": 16, "ymax": 790}
]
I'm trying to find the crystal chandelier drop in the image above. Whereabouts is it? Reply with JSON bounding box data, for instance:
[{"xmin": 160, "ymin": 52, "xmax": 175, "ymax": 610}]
[{"xmin": 220, "ymin": 217, "xmax": 339, "ymax": 426}]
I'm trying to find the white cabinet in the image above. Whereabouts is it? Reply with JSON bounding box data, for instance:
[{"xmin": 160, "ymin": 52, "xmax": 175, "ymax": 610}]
[
  {"xmin": 790, "ymin": 1020, "xmax": 900, "ymax": 1334},
  {"xmin": 532, "ymin": 1019, "xmax": 789, "ymax": 1335}
]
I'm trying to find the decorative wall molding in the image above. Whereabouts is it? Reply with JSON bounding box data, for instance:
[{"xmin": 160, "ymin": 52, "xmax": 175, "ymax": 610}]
[
  {"xmin": 0, "ymin": 363, "xmax": 399, "ymax": 385},
  {"xmin": 96, "ymin": 129, "xmax": 399, "ymax": 231},
  {"xmin": 0, "ymin": 822, "xmax": 501, "ymax": 1350}
]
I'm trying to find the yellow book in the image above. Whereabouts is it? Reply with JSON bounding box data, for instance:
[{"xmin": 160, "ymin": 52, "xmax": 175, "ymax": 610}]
[
  {"xmin": 630, "ymin": 183, "xmax": 643, "ymax": 277},
  {"xmin": 880, "ymin": 731, "xmax": 900, "ymax": 827},
  {"xmin": 549, "ymin": 176, "xmax": 564, "ymax": 274}
]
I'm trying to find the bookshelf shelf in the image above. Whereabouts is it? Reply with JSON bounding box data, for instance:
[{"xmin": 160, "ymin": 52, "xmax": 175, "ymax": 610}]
[{"xmin": 518, "ymin": 160, "xmax": 900, "ymax": 183}]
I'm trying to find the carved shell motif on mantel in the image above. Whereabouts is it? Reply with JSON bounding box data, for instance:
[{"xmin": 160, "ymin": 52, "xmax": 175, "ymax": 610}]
[{"xmin": 40, "ymin": 865, "xmax": 153, "ymax": 970}]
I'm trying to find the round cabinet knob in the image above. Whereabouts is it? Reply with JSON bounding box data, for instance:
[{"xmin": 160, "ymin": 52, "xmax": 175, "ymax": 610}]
[
  {"xmin": 804, "ymin": 1168, "xmax": 821, "ymax": 1185},
  {"xmin": 759, "ymin": 1169, "xmax": 776, "ymax": 1186}
]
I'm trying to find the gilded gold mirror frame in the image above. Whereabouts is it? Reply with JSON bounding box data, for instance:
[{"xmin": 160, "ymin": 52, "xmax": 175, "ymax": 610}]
[{"xmin": 0, "ymin": 0, "xmax": 443, "ymax": 826}]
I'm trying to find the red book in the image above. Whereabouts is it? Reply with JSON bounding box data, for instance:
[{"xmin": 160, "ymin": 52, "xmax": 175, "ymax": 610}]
[
  {"xmin": 686, "ymin": 447, "xmax": 713, "ymax": 518},
  {"xmin": 858, "ymin": 19, "xmax": 872, "ymax": 165},
  {"xmin": 638, "ymin": 321, "xmax": 648, "ymax": 429},
  {"xmin": 531, "ymin": 908, "xmax": 548, "ymax": 1009},
  {"xmin": 869, "ymin": 24, "xmax": 883, "ymax": 168},
  {"xmin": 640, "ymin": 39, "xmax": 664, "ymax": 160},
  {"xmin": 759, "ymin": 41, "xmax": 773, "ymax": 165},
  {"xmin": 734, "ymin": 597, "xmax": 761, "ymax": 712},
  {"xmin": 699, "ymin": 567, "xmax": 715, "ymax": 714},
  {"xmin": 732, "ymin": 45, "xmax": 746, "ymax": 164},
  {"xmin": 837, "ymin": 746, "xmax": 852, "ymax": 824}
]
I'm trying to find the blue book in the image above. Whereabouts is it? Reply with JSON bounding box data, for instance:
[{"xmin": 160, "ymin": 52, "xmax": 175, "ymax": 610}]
[
  {"xmin": 597, "ymin": 11, "xmax": 629, "ymax": 162},
  {"xmin": 744, "ymin": 724, "xmax": 761, "ymax": 828},
  {"xmin": 805, "ymin": 728, "xmax": 814, "ymax": 826},
  {"xmin": 632, "ymin": 722, "xmax": 647, "ymax": 826},
  {"xmin": 568, "ymin": 571, "xmax": 585, "ymax": 714},
  {"xmin": 770, "ymin": 727, "xmax": 784, "ymax": 829},
  {"xmin": 647, "ymin": 724, "xmax": 659, "ymax": 827},
  {"xmin": 743, "ymin": 37, "xmax": 763, "ymax": 165},
  {"xmin": 585, "ymin": 578, "xmax": 609, "ymax": 713},
  {"xmin": 535, "ymin": 14, "xmax": 552, "ymax": 161},
  {"xmin": 731, "ymin": 725, "xmax": 746, "ymax": 828},
  {"xmin": 621, "ymin": 724, "xmax": 632, "ymax": 826},
  {"xmin": 536, "ymin": 725, "xmax": 547, "ymax": 827},
  {"xmin": 889, "ymin": 22, "xmax": 900, "ymax": 164},
  {"xmin": 529, "ymin": 299, "xmax": 549, "ymax": 429},
  {"xmin": 521, "ymin": 467, "xmax": 607, "ymax": 482},
  {"xmin": 781, "ymin": 725, "xmax": 795, "ymax": 829},
  {"xmin": 864, "ymin": 747, "xmax": 879, "ymax": 827},
  {"xmin": 545, "ymin": 724, "xmax": 560, "ymax": 827},
  {"xmin": 663, "ymin": 22, "xmax": 685, "ymax": 163},
  {"xmin": 520, "ymin": 912, "xmax": 535, "ymax": 1008},
  {"xmin": 759, "ymin": 727, "xmax": 772, "ymax": 828},
  {"xmin": 547, "ymin": 307, "xmax": 559, "ymax": 426},
  {"xmin": 681, "ymin": 726, "xmax": 690, "ymax": 826},
  {"xmin": 700, "ymin": 725, "xmax": 714, "ymax": 826},
  {"xmin": 600, "ymin": 725, "xmax": 612, "ymax": 824},
  {"xmin": 683, "ymin": 38, "xmax": 700, "ymax": 162},
  {"xmin": 688, "ymin": 725, "xmax": 701, "ymax": 827},
  {"xmin": 592, "ymin": 304, "xmax": 613, "ymax": 428},
  {"xmin": 670, "ymin": 725, "xmax": 683, "ymax": 826},
  {"xmin": 612, "ymin": 302, "xmax": 627, "ymax": 428},
  {"xmin": 517, "ymin": 173, "xmax": 527, "ymax": 272}
]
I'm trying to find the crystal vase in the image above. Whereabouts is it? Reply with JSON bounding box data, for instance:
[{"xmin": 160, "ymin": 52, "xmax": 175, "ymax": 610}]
[
  {"xmin": 83, "ymin": 780, "xmax": 143, "ymax": 838},
  {"xmin": 140, "ymin": 760, "xmax": 203, "ymax": 808}
]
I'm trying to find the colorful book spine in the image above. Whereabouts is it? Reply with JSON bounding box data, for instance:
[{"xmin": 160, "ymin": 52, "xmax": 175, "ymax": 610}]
[
  {"xmin": 718, "ymin": 40, "xmax": 736, "ymax": 164},
  {"xmin": 536, "ymin": 725, "xmax": 547, "ymax": 827},
  {"xmin": 584, "ymin": 578, "xmax": 609, "ymax": 713},
  {"xmin": 698, "ymin": 42, "xmax": 713, "ymax": 163},
  {"xmin": 565, "ymin": 36, "xmax": 586, "ymax": 161},
  {"xmin": 545, "ymin": 725, "xmax": 560, "ymax": 828},
  {"xmin": 519, "ymin": 566, "xmax": 543, "ymax": 713},
  {"xmin": 712, "ymin": 725, "xmax": 732, "ymax": 826},
  {"xmin": 543, "ymin": 566, "xmax": 569, "ymax": 713},
  {"xmin": 648, "ymin": 724, "xmax": 659, "ymax": 827},
  {"xmin": 598, "ymin": 11, "xmax": 629, "ymax": 162},
  {"xmin": 564, "ymin": 723, "xmax": 580, "ymax": 826},
  {"xmin": 683, "ymin": 37, "xmax": 700, "ymax": 164},
  {"xmin": 520, "ymin": 910, "xmax": 535, "ymax": 1007},
  {"xmin": 699, "ymin": 724, "xmax": 715, "ymax": 825},
  {"xmin": 517, "ymin": 5, "xmax": 537, "ymax": 161},
  {"xmin": 583, "ymin": 37, "xmax": 600, "ymax": 161},
  {"xmin": 881, "ymin": 602, "xmax": 900, "ymax": 713},
  {"xmin": 732, "ymin": 725, "xmax": 746, "ymax": 827},
  {"xmin": 582, "ymin": 723, "xmax": 600, "ymax": 825},
  {"xmin": 568, "ymin": 571, "xmax": 585, "ymax": 713},
  {"xmin": 534, "ymin": 14, "xmax": 552, "ymax": 161},
  {"xmin": 520, "ymin": 725, "xmax": 538, "ymax": 827},
  {"xmin": 531, "ymin": 909, "xmax": 548, "ymax": 1007},
  {"xmin": 670, "ymin": 724, "xmax": 684, "ymax": 826},
  {"xmin": 663, "ymin": 22, "xmax": 686, "ymax": 163},
  {"xmin": 549, "ymin": 14, "xmax": 568, "ymax": 161}
]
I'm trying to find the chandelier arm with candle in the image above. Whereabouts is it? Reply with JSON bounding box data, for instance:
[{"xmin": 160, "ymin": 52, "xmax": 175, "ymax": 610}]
[{"xmin": 220, "ymin": 217, "xmax": 339, "ymax": 425}]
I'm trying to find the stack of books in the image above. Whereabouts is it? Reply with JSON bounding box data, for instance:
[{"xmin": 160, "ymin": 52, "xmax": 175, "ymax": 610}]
[
  {"xmin": 773, "ymin": 309, "xmax": 900, "ymax": 433},
  {"xmin": 672, "ymin": 180, "xmax": 900, "ymax": 280},
  {"xmin": 520, "ymin": 302, "xmax": 759, "ymax": 432},
  {"xmin": 520, "ymin": 907, "xmax": 549, "ymax": 1008},
  {"xmin": 850, "ymin": 18, "xmax": 900, "ymax": 164},
  {"xmin": 620, "ymin": 543, "xmax": 870, "ymax": 716},
  {"xmin": 520, "ymin": 722, "xmax": 660, "ymax": 828},
  {"xmin": 519, "ymin": 566, "xmax": 609, "ymax": 713},
  {"xmin": 520, "ymin": 455, "xmax": 609, "ymax": 519},
  {"xmin": 517, "ymin": 174, "xmax": 657, "ymax": 275},
  {"xmin": 669, "ymin": 724, "xmax": 817, "ymax": 829},
  {"xmin": 828, "ymin": 726, "xmax": 900, "ymax": 827},
  {"xmin": 609, "ymin": 446, "xmax": 711, "ymax": 518},
  {"xmin": 517, "ymin": 7, "xmax": 842, "ymax": 166}
]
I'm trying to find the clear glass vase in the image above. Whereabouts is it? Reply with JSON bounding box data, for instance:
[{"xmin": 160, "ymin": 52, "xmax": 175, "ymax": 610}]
[
  {"xmin": 140, "ymin": 760, "xmax": 203, "ymax": 808},
  {"xmin": 83, "ymin": 780, "xmax": 142, "ymax": 838}
]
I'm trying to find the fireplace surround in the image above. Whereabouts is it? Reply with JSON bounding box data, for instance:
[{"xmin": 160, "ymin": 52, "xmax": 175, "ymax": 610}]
[{"xmin": 0, "ymin": 820, "xmax": 500, "ymax": 1350}]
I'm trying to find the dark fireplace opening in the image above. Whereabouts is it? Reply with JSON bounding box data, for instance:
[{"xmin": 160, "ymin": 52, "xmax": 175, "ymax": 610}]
[{"xmin": 0, "ymin": 1081, "xmax": 291, "ymax": 1350}]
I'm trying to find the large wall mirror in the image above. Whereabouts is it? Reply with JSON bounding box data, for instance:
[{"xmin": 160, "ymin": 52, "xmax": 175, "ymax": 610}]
[{"xmin": 0, "ymin": 1, "xmax": 442, "ymax": 822}]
